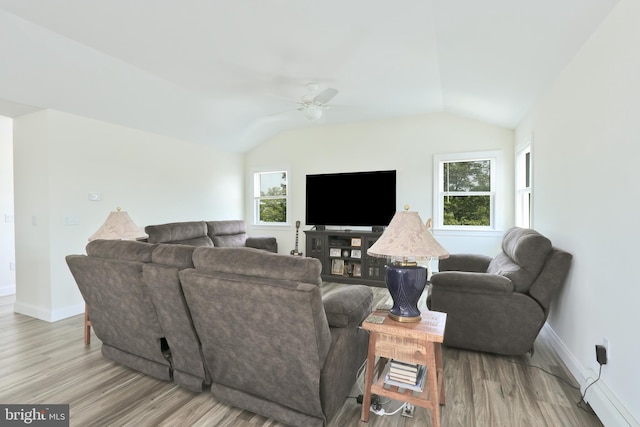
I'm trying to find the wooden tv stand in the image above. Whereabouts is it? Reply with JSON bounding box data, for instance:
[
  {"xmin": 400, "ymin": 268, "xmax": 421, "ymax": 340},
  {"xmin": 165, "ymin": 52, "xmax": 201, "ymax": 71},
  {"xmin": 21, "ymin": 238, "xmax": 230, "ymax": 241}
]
[{"xmin": 304, "ymin": 229, "xmax": 386, "ymax": 287}]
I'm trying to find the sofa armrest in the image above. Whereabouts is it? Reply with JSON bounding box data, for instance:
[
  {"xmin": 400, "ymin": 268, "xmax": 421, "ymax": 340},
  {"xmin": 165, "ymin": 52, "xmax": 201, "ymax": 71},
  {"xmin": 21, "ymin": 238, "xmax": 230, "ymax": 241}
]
[
  {"xmin": 438, "ymin": 254, "xmax": 492, "ymax": 272},
  {"xmin": 246, "ymin": 236, "xmax": 278, "ymax": 253},
  {"xmin": 431, "ymin": 271, "xmax": 514, "ymax": 295},
  {"xmin": 322, "ymin": 285, "xmax": 373, "ymax": 328}
]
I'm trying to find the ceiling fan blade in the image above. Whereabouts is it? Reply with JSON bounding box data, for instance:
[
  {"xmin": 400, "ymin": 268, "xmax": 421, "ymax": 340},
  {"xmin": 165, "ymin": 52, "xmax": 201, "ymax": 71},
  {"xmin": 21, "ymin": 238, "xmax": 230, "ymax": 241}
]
[{"xmin": 313, "ymin": 88, "xmax": 339, "ymax": 105}]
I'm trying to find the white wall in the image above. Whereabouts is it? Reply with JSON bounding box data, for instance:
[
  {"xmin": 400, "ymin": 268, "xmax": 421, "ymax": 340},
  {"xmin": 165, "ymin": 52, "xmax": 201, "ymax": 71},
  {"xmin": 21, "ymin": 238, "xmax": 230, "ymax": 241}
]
[
  {"xmin": 0, "ymin": 115, "xmax": 15, "ymax": 296},
  {"xmin": 516, "ymin": 0, "xmax": 640, "ymax": 424},
  {"xmin": 13, "ymin": 109, "xmax": 243, "ymax": 321},
  {"xmin": 245, "ymin": 113, "xmax": 514, "ymax": 257}
]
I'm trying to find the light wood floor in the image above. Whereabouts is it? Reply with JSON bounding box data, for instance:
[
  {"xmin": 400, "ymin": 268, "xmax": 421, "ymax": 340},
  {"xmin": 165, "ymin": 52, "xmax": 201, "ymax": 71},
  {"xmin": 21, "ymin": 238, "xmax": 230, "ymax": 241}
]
[{"xmin": 0, "ymin": 287, "xmax": 602, "ymax": 427}]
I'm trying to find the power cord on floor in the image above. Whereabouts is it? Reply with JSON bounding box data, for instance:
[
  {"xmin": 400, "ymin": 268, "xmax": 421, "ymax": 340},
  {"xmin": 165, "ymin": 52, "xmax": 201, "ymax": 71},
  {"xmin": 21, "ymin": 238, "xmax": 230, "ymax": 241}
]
[
  {"xmin": 506, "ymin": 358, "xmax": 600, "ymax": 416},
  {"xmin": 370, "ymin": 400, "xmax": 406, "ymax": 417},
  {"xmin": 354, "ymin": 359, "xmax": 391, "ymax": 406},
  {"xmin": 577, "ymin": 364, "xmax": 602, "ymax": 415},
  {"xmin": 352, "ymin": 393, "xmax": 404, "ymax": 417},
  {"xmin": 506, "ymin": 359, "xmax": 580, "ymax": 390}
]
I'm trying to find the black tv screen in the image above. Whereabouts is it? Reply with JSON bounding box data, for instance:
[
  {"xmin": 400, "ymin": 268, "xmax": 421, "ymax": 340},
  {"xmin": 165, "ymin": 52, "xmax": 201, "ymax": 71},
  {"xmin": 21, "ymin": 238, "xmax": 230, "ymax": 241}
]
[{"xmin": 306, "ymin": 170, "xmax": 397, "ymax": 227}]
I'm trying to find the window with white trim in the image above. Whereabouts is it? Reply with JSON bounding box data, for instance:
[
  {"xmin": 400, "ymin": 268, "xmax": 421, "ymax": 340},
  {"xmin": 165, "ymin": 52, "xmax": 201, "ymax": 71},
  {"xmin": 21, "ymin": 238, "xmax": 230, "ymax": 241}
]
[
  {"xmin": 515, "ymin": 145, "xmax": 532, "ymax": 228},
  {"xmin": 433, "ymin": 151, "xmax": 502, "ymax": 231},
  {"xmin": 253, "ymin": 170, "xmax": 288, "ymax": 225}
]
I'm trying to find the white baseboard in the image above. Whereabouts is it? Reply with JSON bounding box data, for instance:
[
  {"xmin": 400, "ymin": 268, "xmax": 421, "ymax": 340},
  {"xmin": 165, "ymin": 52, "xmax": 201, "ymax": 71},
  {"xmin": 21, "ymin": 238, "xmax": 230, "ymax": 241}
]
[
  {"xmin": 541, "ymin": 323, "xmax": 639, "ymax": 427},
  {"xmin": 14, "ymin": 301, "xmax": 84, "ymax": 322},
  {"xmin": 0, "ymin": 284, "xmax": 15, "ymax": 297}
]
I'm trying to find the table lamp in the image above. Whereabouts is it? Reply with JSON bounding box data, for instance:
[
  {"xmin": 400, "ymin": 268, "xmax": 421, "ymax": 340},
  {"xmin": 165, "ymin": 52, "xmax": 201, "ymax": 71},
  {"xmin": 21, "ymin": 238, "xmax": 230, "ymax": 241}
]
[
  {"xmin": 88, "ymin": 207, "xmax": 148, "ymax": 241},
  {"xmin": 367, "ymin": 206, "xmax": 449, "ymax": 322}
]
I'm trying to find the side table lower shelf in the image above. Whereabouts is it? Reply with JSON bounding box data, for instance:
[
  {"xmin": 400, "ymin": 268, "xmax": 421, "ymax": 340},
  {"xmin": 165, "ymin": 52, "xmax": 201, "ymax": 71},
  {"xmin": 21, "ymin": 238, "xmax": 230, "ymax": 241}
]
[{"xmin": 370, "ymin": 355, "xmax": 445, "ymax": 416}]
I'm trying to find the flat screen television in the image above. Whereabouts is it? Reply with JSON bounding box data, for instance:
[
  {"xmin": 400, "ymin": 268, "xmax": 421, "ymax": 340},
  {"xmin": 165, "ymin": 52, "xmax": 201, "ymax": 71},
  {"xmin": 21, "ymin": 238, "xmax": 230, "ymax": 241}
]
[{"xmin": 305, "ymin": 170, "xmax": 396, "ymax": 227}]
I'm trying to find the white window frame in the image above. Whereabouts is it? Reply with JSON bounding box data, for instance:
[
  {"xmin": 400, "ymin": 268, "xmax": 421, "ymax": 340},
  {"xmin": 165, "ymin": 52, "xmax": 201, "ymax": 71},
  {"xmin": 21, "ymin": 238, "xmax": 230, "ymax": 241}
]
[
  {"xmin": 515, "ymin": 143, "xmax": 532, "ymax": 228},
  {"xmin": 253, "ymin": 170, "xmax": 289, "ymax": 226},
  {"xmin": 433, "ymin": 150, "xmax": 503, "ymax": 235}
]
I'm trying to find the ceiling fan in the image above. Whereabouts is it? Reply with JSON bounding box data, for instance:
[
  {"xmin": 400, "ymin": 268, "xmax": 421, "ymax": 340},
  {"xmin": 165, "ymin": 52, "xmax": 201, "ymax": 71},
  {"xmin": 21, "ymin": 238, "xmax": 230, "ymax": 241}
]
[{"xmin": 297, "ymin": 83, "xmax": 339, "ymax": 122}]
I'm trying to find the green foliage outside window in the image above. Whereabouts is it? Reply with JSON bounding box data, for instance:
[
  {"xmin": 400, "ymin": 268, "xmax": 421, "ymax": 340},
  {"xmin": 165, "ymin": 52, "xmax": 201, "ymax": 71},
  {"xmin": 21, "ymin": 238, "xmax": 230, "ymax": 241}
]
[
  {"xmin": 443, "ymin": 196, "xmax": 490, "ymax": 226},
  {"xmin": 259, "ymin": 194, "xmax": 287, "ymax": 223},
  {"xmin": 257, "ymin": 172, "xmax": 287, "ymax": 223},
  {"xmin": 443, "ymin": 160, "xmax": 491, "ymax": 226}
]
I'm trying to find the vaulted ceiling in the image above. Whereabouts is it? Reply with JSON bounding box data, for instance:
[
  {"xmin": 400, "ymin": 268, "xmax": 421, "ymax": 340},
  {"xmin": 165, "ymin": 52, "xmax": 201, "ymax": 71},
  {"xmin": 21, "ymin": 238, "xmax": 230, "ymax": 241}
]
[{"xmin": 0, "ymin": 0, "xmax": 620, "ymax": 152}]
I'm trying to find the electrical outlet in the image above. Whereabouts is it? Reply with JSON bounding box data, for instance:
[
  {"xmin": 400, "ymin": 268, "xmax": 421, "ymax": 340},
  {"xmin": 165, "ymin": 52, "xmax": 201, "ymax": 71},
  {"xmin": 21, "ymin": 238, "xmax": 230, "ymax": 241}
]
[
  {"xmin": 603, "ymin": 337, "xmax": 610, "ymax": 363},
  {"xmin": 401, "ymin": 403, "xmax": 415, "ymax": 418},
  {"xmin": 9, "ymin": 261, "xmax": 15, "ymax": 271}
]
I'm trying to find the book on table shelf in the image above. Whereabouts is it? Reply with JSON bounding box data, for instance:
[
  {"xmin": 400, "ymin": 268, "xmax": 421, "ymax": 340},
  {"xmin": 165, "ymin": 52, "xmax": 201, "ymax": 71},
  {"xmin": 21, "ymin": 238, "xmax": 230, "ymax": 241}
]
[
  {"xmin": 388, "ymin": 370, "xmax": 418, "ymax": 383},
  {"xmin": 384, "ymin": 361, "xmax": 427, "ymax": 392},
  {"xmin": 389, "ymin": 359, "xmax": 419, "ymax": 373},
  {"xmin": 389, "ymin": 361, "xmax": 419, "ymax": 379}
]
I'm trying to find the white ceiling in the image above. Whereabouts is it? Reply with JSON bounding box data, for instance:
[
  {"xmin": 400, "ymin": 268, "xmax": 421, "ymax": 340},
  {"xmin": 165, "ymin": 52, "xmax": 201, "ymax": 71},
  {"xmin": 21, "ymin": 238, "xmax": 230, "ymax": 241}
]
[{"xmin": 0, "ymin": 0, "xmax": 620, "ymax": 152}]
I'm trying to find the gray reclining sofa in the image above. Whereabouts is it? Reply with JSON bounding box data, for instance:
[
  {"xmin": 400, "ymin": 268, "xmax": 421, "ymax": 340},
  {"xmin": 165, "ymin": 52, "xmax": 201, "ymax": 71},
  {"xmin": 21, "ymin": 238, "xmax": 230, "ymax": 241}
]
[
  {"xmin": 66, "ymin": 239, "xmax": 372, "ymax": 426},
  {"xmin": 145, "ymin": 219, "xmax": 277, "ymax": 253}
]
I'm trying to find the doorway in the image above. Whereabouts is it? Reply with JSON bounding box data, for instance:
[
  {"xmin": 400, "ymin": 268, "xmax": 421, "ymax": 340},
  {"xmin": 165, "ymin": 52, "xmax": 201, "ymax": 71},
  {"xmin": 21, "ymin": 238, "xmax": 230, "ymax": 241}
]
[{"xmin": 0, "ymin": 115, "xmax": 16, "ymax": 297}]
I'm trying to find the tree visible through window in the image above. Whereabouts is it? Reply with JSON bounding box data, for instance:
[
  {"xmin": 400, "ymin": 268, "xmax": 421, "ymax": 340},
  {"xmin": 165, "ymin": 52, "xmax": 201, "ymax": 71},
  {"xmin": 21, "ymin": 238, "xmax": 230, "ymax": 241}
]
[
  {"xmin": 254, "ymin": 171, "xmax": 288, "ymax": 224},
  {"xmin": 443, "ymin": 160, "xmax": 491, "ymax": 226},
  {"xmin": 434, "ymin": 151, "xmax": 500, "ymax": 230}
]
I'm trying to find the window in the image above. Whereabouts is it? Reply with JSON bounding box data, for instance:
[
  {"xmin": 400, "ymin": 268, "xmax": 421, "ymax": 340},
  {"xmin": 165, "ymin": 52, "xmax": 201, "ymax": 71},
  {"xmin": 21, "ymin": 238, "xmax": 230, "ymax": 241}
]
[
  {"xmin": 253, "ymin": 170, "xmax": 288, "ymax": 225},
  {"xmin": 433, "ymin": 151, "xmax": 502, "ymax": 231},
  {"xmin": 515, "ymin": 145, "xmax": 532, "ymax": 228}
]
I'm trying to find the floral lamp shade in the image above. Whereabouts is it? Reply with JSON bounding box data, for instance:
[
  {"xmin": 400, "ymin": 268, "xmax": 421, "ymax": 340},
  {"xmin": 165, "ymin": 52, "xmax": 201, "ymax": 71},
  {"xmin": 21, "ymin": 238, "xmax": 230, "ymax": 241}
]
[
  {"xmin": 88, "ymin": 207, "xmax": 147, "ymax": 241},
  {"xmin": 368, "ymin": 209, "xmax": 449, "ymax": 262},
  {"xmin": 367, "ymin": 207, "xmax": 448, "ymax": 322}
]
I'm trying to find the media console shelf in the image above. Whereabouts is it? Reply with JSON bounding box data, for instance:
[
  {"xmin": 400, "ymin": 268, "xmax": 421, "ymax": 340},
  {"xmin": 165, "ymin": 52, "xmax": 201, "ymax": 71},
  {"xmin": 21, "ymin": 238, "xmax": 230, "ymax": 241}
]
[{"xmin": 305, "ymin": 229, "xmax": 387, "ymax": 287}]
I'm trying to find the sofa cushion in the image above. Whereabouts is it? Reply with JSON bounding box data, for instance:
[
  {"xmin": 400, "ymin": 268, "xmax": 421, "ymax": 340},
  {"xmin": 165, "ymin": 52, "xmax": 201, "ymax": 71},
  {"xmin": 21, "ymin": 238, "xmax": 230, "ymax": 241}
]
[
  {"xmin": 500, "ymin": 227, "xmax": 552, "ymax": 268},
  {"xmin": 151, "ymin": 244, "xmax": 196, "ymax": 269},
  {"xmin": 322, "ymin": 285, "xmax": 373, "ymax": 328},
  {"xmin": 206, "ymin": 220, "xmax": 248, "ymax": 247},
  {"xmin": 192, "ymin": 247, "xmax": 322, "ymax": 285},
  {"xmin": 211, "ymin": 234, "xmax": 248, "ymax": 248},
  {"xmin": 86, "ymin": 239, "xmax": 156, "ymax": 262},
  {"xmin": 207, "ymin": 220, "xmax": 246, "ymax": 235},
  {"xmin": 145, "ymin": 221, "xmax": 214, "ymax": 246},
  {"xmin": 246, "ymin": 236, "xmax": 278, "ymax": 253},
  {"xmin": 487, "ymin": 227, "xmax": 552, "ymax": 293}
]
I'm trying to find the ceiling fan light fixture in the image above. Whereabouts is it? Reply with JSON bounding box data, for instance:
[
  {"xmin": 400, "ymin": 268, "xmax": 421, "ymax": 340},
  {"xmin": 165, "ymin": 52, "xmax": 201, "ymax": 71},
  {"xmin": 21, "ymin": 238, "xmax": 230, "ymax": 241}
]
[{"xmin": 302, "ymin": 106, "xmax": 323, "ymax": 121}]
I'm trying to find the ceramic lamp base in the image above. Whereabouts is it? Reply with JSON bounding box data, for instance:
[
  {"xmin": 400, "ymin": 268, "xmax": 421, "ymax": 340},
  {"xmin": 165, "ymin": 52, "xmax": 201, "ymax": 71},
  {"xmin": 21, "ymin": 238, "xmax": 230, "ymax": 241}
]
[{"xmin": 385, "ymin": 264, "xmax": 427, "ymax": 323}]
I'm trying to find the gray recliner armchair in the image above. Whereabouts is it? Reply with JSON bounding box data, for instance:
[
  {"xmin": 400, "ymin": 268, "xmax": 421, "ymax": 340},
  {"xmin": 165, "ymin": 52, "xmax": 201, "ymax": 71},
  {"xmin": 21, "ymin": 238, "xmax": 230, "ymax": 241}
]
[{"xmin": 428, "ymin": 227, "xmax": 572, "ymax": 356}]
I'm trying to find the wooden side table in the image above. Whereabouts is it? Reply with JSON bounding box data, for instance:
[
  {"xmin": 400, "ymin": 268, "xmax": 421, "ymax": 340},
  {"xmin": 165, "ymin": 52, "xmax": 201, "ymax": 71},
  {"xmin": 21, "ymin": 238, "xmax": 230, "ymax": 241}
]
[
  {"xmin": 84, "ymin": 304, "xmax": 92, "ymax": 345},
  {"xmin": 361, "ymin": 309, "xmax": 447, "ymax": 427}
]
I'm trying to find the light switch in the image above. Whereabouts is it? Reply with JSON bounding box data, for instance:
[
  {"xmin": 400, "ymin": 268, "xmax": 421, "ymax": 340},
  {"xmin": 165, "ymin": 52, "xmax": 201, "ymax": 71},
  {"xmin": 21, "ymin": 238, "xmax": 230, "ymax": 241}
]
[{"xmin": 64, "ymin": 215, "xmax": 80, "ymax": 226}]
